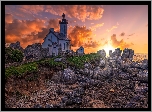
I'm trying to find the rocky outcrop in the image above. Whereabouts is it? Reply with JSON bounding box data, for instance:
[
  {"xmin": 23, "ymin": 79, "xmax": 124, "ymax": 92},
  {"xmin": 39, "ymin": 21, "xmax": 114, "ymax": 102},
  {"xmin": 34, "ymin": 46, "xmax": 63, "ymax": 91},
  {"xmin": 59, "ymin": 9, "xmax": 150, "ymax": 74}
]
[
  {"xmin": 97, "ymin": 49, "xmax": 106, "ymax": 58},
  {"xmin": 5, "ymin": 46, "xmax": 148, "ymax": 108},
  {"xmin": 9, "ymin": 41, "xmax": 24, "ymax": 52},
  {"xmin": 24, "ymin": 43, "xmax": 50, "ymax": 60},
  {"xmin": 122, "ymin": 48, "xmax": 134, "ymax": 60},
  {"xmin": 24, "ymin": 43, "xmax": 42, "ymax": 60},
  {"xmin": 60, "ymin": 68, "xmax": 77, "ymax": 84}
]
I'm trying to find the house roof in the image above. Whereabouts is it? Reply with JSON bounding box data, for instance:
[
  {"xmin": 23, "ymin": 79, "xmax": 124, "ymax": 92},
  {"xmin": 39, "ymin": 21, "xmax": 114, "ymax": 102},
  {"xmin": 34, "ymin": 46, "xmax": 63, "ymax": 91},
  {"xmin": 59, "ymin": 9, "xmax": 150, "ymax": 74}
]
[
  {"xmin": 76, "ymin": 46, "xmax": 84, "ymax": 52},
  {"xmin": 78, "ymin": 46, "xmax": 84, "ymax": 49},
  {"xmin": 43, "ymin": 30, "xmax": 71, "ymax": 41}
]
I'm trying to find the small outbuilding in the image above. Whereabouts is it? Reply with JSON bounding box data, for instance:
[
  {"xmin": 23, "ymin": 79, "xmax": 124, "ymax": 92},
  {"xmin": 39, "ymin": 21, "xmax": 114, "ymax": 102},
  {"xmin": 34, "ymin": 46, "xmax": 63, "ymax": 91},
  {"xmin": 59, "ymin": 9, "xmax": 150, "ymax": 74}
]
[{"xmin": 76, "ymin": 46, "xmax": 84, "ymax": 55}]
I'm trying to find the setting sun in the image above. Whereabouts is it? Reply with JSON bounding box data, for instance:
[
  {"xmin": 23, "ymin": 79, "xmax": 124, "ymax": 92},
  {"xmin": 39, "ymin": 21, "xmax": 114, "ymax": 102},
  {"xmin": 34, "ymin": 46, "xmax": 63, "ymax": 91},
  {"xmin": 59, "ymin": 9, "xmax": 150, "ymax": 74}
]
[{"xmin": 102, "ymin": 44, "xmax": 115, "ymax": 56}]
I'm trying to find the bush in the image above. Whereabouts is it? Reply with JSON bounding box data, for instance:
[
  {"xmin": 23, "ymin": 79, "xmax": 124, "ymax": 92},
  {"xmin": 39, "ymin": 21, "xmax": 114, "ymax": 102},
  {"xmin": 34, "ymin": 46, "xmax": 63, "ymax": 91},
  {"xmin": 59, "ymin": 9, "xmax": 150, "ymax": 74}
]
[{"xmin": 5, "ymin": 47, "xmax": 24, "ymax": 63}]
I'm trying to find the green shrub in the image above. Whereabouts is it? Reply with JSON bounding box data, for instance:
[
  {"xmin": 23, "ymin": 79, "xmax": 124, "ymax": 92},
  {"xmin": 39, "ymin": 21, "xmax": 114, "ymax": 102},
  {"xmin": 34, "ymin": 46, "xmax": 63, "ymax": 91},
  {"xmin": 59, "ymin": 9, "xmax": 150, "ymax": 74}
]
[
  {"xmin": 66, "ymin": 53, "xmax": 102, "ymax": 69},
  {"xmin": 5, "ymin": 63, "xmax": 38, "ymax": 78},
  {"xmin": 5, "ymin": 47, "xmax": 24, "ymax": 63}
]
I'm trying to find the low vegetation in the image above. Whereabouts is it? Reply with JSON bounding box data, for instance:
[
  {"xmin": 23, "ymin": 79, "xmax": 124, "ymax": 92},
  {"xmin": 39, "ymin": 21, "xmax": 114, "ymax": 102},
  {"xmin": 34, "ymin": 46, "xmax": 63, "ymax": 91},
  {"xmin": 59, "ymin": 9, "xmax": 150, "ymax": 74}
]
[
  {"xmin": 67, "ymin": 53, "xmax": 101, "ymax": 68},
  {"xmin": 5, "ymin": 53, "xmax": 102, "ymax": 78},
  {"xmin": 5, "ymin": 62, "xmax": 38, "ymax": 78}
]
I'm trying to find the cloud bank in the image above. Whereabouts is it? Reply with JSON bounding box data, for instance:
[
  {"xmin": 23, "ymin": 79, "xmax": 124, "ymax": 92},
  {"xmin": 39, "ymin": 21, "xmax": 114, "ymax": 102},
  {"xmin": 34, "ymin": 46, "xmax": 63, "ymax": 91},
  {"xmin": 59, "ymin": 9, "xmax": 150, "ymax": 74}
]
[{"xmin": 111, "ymin": 34, "xmax": 134, "ymax": 50}]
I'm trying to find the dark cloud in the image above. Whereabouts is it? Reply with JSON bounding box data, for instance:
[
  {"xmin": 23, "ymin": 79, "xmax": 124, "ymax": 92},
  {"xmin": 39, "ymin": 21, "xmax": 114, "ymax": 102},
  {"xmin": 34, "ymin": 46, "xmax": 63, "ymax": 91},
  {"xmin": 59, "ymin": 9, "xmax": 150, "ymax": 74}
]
[
  {"xmin": 128, "ymin": 33, "xmax": 135, "ymax": 36},
  {"xmin": 120, "ymin": 32, "xmax": 125, "ymax": 36}
]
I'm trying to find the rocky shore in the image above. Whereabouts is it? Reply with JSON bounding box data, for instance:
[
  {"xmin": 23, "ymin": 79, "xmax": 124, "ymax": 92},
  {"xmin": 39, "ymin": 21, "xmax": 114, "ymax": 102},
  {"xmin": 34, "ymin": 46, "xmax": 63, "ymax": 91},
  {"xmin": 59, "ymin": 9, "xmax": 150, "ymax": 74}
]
[{"xmin": 5, "ymin": 48, "xmax": 148, "ymax": 108}]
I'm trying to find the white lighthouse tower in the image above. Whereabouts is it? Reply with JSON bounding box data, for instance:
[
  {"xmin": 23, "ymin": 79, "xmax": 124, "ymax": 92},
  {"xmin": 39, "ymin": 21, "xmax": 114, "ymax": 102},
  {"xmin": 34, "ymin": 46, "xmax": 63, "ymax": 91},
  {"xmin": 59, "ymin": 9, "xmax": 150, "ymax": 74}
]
[{"xmin": 59, "ymin": 13, "xmax": 68, "ymax": 39}]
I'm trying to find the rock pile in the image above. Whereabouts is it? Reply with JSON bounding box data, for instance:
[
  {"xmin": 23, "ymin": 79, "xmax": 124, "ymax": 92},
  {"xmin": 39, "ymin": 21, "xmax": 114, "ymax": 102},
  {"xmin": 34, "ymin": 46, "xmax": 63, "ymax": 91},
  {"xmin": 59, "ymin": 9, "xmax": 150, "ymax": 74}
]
[
  {"xmin": 24, "ymin": 43, "xmax": 50, "ymax": 61},
  {"xmin": 60, "ymin": 68, "xmax": 77, "ymax": 84},
  {"xmin": 9, "ymin": 41, "xmax": 24, "ymax": 52},
  {"xmin": 8, "ymin": 41, "xmax": 50, "ymax": 61},
  {"xmin": 97, "ymin": 49, "xmax": 106, "ymax": 58},
  {"xmin": 24, "ymin": 43, "xmax": 42, "ymax": 60}
]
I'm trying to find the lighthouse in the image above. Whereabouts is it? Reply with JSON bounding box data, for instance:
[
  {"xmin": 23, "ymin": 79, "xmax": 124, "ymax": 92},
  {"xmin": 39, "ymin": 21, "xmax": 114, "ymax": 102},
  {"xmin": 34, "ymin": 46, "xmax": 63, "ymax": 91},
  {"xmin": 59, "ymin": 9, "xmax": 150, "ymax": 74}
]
[{"xmin": 59, "ymin": 13, "xmax": 68, "ymax": 39}]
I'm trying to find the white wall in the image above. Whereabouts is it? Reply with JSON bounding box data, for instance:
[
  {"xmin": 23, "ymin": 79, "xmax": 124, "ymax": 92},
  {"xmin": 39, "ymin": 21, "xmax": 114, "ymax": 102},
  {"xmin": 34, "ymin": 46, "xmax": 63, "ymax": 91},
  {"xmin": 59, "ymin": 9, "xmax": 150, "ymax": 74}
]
[
  {"xmin": 42, "ymin": 33, "xmax": 59, "ymax": 56},
  {"xmin": 42, "ymin": 32, "xmax": 71, "ymax": 56},
  {"xmin": 59, "ymin": 40, "xmax": 70, "ymax": 51}
]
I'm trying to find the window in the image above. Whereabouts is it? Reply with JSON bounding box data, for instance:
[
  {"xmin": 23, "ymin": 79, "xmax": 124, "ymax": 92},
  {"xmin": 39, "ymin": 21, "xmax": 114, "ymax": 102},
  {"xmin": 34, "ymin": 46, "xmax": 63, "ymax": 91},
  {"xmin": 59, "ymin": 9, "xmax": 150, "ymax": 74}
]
[
  {"xmin": 64, "ymin": 25, "xmax": 66, "ymax": 34},
  {"xmin": 48, "ymin": 44, "xmax": 52, "ymax": 47},
  {"xmin": 64, "ymin": 43, "xmax": 65, "ymax": 49}
]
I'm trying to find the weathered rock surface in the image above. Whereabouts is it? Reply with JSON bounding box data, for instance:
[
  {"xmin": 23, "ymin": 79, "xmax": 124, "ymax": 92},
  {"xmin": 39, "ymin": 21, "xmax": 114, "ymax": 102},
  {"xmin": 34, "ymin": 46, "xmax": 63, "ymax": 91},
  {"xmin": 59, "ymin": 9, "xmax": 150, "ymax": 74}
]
[
  {"xmin": 60, "ymin": 68, "xmax": 77, "ymax": 84},
  {"xmin": 5, "ymin": 48, "xmax": 148, "ymax": 108},
  {"xmin": 9, "ymin": 41, "xmax": 24, "ymax": 52}
]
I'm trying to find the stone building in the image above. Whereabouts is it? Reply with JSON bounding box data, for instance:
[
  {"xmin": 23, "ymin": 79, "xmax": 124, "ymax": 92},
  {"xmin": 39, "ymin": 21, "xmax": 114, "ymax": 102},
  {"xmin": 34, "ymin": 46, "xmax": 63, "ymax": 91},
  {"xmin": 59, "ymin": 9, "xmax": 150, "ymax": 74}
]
[{"xmin": 42, "ymin": 13, "xmax": 71, "ymax": 56}]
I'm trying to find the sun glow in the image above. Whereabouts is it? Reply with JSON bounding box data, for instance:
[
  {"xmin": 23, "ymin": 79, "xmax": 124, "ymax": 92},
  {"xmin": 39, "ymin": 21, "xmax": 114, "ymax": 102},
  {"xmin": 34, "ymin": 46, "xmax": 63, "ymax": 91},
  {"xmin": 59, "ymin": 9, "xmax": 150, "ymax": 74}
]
[{"xmin": 102, "ymin": 44, "xmax": 115, "ymax": 57}]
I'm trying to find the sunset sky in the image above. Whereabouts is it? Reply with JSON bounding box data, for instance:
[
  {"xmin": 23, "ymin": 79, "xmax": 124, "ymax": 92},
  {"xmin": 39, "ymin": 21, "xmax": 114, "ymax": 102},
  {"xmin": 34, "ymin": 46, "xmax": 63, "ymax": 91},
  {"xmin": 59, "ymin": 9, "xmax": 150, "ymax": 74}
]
[{"xmin": 5, "ymin": 5, "xmax": 148, "ymax": 54}]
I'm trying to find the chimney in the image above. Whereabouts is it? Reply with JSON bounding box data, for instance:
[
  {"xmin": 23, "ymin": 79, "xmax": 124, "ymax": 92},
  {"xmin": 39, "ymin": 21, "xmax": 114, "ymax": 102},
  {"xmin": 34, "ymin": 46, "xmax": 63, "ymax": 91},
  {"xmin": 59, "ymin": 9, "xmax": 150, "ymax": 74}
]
[{"xmin": 50, "ymin": 28, "xmax": 54, "ymax": 32}]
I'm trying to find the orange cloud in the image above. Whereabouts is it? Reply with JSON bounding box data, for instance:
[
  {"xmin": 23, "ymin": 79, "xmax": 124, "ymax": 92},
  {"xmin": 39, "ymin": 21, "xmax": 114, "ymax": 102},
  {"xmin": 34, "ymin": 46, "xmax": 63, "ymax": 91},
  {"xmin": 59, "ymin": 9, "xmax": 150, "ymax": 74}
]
[
  {"xmin": 5, "ymin": 18, "xmax": 46, "ymax": 48},
  {"xmin": 45, "ymin": 5, "xmax": 104, "ymax": 22},
  {"xmin": 106, "ymin": 25, "xmax": 117, "ymax": 32},
  {"xmin": 68, "ymin": 26, "xmax": 92, "ymax": 47},
  {"xmin": 47, "ymin": 19, "xmax": 60, "ymax": 32},
  {"xmin": 5, "ymin": 14, "xmax": 13, "ymax": 23},
  {"xmin": 89, "ymin": 23, "xmax": 104, "ymax": 31},
  {"xmin": 5, "ymin": 19, "xmax": 45, "ymax": 36},
  {"xmin": 6, "ymin": 5, "xmax": 104, "ymax": 22},
  {"xmin": 5, "ymin": 16, "xmax": 103, "ymax": 51},
  {"xmin": 84, "ymin": 41, "xmax": 101, "ymax": 48},
  {"xmin": 111, "ymin": 34, "xmax": 134, "ymax": 50}
]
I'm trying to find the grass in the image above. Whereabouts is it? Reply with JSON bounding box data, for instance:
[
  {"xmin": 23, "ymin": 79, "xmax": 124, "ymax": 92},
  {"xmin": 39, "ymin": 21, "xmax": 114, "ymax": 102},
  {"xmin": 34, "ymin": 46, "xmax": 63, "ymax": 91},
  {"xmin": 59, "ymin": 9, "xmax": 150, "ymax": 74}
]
[
  {"xmin": 5, "ymin": 62, "xmax": 38, "ymax": 78},
  {"xmin": 67, "ymin": 53, "xmax": 102, "ymax": 69},
  {"xmin": 5, "ymin": 53, "xmax": 102, "ymax": 78}
]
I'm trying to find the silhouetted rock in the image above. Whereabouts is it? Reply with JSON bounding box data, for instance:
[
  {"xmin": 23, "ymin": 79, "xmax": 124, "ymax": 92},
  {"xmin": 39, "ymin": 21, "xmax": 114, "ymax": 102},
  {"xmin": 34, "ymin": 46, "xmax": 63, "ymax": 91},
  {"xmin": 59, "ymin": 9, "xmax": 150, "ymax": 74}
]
[{"xmin": 9, "ymin": 41, "xmax": 24, "ymax": 52}]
